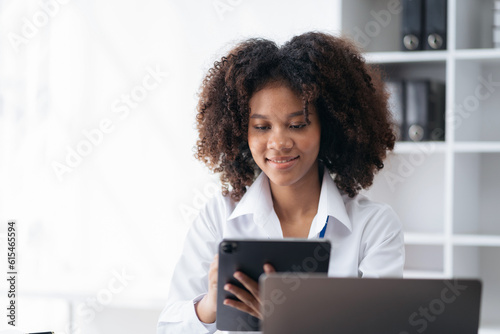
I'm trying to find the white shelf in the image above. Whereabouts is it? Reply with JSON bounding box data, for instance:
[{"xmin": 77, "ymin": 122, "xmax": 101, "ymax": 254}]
[
  {"xmin": 455, "ymin": 48, "xmax": 500, "ymax": 61},
  {"xmin": 404, "ymin": 232, "xmax": 500, "ymax": 250},
  {"xmin": 454, "ymin": 142, "xmax": 500, "ymax": 153},
  {"xmin": 403, "ymin": 269, "xmax": 447, "ymax": 279},
  {"xmin": 394, "ymin": 141, "xmax": 447, "ymax": 154},
  {"xmin": 479, "ymin": 325, "xmax": 500, "ymax": 334},
  {"xmin": 479, "ymin": 330, "xmax": 500, "ymax": 334},
  {"xmin": 365, "ymin": 51, "xmax": 448, "ymax": 64},
  {"xmin": 453, "ymin": 234, "xmax": 500, "ymax": 247},
  {"xmin": 404, "ymin": 232, "xmax": 445, "ymax": 245},
  {"xmin": 394, "ymin": 142, "xmax": 500, "ymax": 154}
]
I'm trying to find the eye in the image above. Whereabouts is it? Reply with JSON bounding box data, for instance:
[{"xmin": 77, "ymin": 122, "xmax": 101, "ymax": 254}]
[
  {"xmin": 290, "ymin": 123, "xmax": 306, "ymax": 129},
  {"xmin": 254, "ymin": 126, "xmax": 270, "ymax": 130}
]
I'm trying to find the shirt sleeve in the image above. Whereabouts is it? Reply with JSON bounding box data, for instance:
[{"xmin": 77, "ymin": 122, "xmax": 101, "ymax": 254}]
[
  {"xmin": 358, "ymin": 205, "xmax": 405, "ymax": 278},
  {"xmin": 157, "ymin": 196, "xmax": 224, "ymax": 334}
]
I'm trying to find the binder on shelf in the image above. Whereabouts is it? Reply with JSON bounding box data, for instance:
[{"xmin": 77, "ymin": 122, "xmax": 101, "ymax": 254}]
[
  {"xmin": 405, "ymin": 81, "xmax": 426, "ymax": 141},
  {"xmin": 427, "ymin": 81, "xmax": 446, "ymax": 141},
  {"xmin": 424, "ymin": 0, "xmax": 447, "ymax": 50},
  {"xmin": 405, "ymin": 80, "xmax": 445, "ymax": 142},
  {"xmin": 385, "ymin": 80, "xmax": 406, "ymax": 141},
  {"xmin": 495, "ymin": 1, "xmax": 500, "ymax": 48},
  {"xmin": 401, "ymin": 0, "xmax": 424, "ymax": 51},
  {"xmin": 495, "ymin": 1, "xmax": 500, "ymax": 24}
]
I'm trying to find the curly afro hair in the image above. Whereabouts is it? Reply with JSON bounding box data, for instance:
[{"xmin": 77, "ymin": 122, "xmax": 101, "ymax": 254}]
[{"xmin": 195, "ymin": 31, "xmax": 395, "ymax": 201}]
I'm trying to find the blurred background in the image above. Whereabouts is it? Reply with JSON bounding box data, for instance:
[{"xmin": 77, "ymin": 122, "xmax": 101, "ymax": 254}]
[
  {"xmin": 2, "ymin": 0, "xmax": 500, "ymax": 333},
  {"xmin": 0, "ymin": 0, "xmax": 341, "ymax": 333}
]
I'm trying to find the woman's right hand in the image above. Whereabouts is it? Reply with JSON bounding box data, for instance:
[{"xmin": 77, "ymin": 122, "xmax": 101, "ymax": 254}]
[{"xmin": 195, "ymin": 254, "xmax": 219, "ymax": 323}]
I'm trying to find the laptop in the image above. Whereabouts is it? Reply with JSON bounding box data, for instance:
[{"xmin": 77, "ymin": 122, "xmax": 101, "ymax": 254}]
[{"xmin": 260, "ymin": 274, "xmax": 482, "ymax": 334}]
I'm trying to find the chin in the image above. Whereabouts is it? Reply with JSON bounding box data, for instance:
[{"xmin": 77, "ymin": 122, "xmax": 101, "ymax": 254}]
[{"xmin": 265, "ymin": 171, "xmax": 300, "ymax": 187}]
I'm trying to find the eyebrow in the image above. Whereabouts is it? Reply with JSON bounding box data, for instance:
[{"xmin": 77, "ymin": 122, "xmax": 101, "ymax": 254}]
[{"xmin": 249, "ymin": 110, "xmax": 305, "ymax": 119}]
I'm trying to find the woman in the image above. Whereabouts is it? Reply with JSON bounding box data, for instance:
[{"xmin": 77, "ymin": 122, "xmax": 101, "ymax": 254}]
[{"xmin": 157, "ymin": 31, "xmax": 404, "ymax": 333}]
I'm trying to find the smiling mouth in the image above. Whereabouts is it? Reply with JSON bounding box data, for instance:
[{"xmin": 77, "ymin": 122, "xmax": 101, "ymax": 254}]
[{"xmin": 266, "ymin": 156, "xmax": 299, "ymax": 163}]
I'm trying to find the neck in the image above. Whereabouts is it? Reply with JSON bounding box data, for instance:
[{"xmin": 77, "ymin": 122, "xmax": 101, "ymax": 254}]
[{"xmin": 270, "ymin": 163, "xmax": 323, "ymax": 226}]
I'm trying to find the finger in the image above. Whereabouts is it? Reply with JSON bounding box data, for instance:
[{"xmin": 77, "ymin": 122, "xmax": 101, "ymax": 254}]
[
  {"xmin": 224, "ymin": 283, "xmax": 261, "ymax": 316},
  {"xmin": 210, "ymin": 260, "xmax": 218, "ymax": 271},
  {"xmin": 234, "ymin": 271, "xmax": 261, "ymax": 304},
  {"xmin": 211, "ymin": 254, "xmax": 219, "ymax": 266},
  {"xmin": 208, "ymin": 255, "xmax": 219, "ymax": 285},
  {"xmin": 263, "ymin": 263, "xmax": 276, "ymax": 274},
  {"xmin": 223, "ymin": 298, "xmax": 261, "ymax": 319},
  {"xmin": 210, "ymin": 255, "xmax": 218, "ymax": 268}
]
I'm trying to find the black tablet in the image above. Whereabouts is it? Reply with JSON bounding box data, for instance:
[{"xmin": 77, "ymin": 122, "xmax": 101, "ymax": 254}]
[{"xmin": 216, "ymin": 239, "xmax": 331, "ymax": 331}]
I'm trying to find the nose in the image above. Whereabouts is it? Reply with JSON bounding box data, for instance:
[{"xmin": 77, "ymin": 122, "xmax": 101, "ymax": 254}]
[{"xmin": 267, "ymin": 128, "xmax": 293, "ymax": 151}]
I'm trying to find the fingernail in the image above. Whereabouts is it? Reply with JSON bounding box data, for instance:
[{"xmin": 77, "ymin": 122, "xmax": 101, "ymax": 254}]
[
  {"xmin": 234, "ymin": 272, "xmax": 241, "ymax": 279},
  {"xmin": 224, "ymin": 284, "xmax": 230, "ymax": 291}
]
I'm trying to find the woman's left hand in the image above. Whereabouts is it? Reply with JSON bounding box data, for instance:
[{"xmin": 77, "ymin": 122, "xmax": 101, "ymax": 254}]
[{"xmin": 222, "ymin": 263, "xmax": 276, "ymax": 319}]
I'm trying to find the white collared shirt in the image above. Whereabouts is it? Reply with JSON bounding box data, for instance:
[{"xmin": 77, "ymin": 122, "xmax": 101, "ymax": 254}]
[{"xmin": 157, "ymin": 169, "xmax": 405, "ymax": 334}]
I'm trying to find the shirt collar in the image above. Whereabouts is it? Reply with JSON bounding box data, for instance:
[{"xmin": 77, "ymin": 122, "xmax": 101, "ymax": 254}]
[
  {"xmin": 227, "ymin": 168, "xmax": 352, "ymax": 232},
  {"xmin": 227, "ymin": 172, "xmax": 274, "ymax": 225},
  {"xmin": 315, "ymin": 168, "xmax": 352, "ymax": 233}
]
